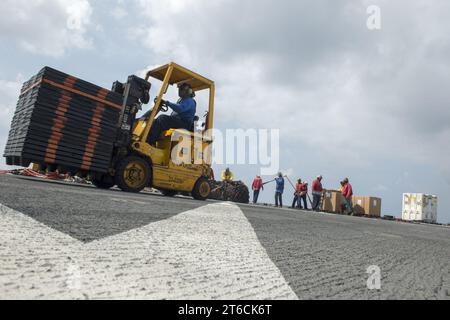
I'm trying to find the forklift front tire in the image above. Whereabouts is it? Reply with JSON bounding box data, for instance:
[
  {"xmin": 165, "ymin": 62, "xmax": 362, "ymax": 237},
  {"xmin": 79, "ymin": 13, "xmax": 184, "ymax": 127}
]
[
  {"xmin": 115, "ymin": 156, "xmax": 151, "ymax": 193},
  {"xmin": 192, "ymin": 177, "xmax": 211, "ymax": 201}
]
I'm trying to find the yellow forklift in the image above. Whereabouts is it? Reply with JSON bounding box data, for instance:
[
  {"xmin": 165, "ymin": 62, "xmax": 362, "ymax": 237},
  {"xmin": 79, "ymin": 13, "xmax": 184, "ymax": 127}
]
[{"xmin": 92, "ymin": 62, "xmax": 214, "ymax": 200}]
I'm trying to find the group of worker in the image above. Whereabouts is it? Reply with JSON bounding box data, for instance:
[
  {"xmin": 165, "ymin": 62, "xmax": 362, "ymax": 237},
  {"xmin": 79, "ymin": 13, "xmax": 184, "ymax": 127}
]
[{"xmin": 251, "ymin": 172, "xmax": 354, "ymax": 215}]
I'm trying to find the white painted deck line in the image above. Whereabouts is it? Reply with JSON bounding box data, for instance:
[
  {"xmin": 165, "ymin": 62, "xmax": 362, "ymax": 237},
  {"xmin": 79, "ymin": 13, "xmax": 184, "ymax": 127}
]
[{"xmin": 0, "ymin": 202, "xmax": 297, "ymax": 300}]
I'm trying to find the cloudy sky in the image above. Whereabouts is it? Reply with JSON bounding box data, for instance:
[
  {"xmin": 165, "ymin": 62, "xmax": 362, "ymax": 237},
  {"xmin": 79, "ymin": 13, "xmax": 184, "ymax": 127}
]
[{"xmin": 0, "ymin": 0, "xmax": 449, "ymax": 222}]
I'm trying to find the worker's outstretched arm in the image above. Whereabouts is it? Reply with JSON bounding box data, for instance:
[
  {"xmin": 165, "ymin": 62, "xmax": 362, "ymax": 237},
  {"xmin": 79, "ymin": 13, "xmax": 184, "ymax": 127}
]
[{"xmin": 167, "ymin": 99, "xmax": 196, "ymax": 114}]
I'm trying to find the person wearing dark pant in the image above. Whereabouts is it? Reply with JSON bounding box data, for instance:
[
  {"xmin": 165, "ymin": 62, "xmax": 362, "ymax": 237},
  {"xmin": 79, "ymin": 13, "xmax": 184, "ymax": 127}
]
[
  {"xmin": 292, "ymin": 178, "xmax": 301, "ymax": 209},
  {"xmin": 253, "ymin": 190, "xmax": 260, "ymax": 204},
  {"xmin": 274, "ymin": 173, "xmax": 285, "ymax": 208},
  {"xmin": 252, "ymin": 175, "xmax": 264, "ymax": 204},
  {"xmin": 311, "ymin": 175, "xmax": 324, "ymax": 211},
  {"xmin": 292, "ymin": 178, "xmax": 309, "ymax": 210},
  {"xmin": 275, "ymin": 192, "xmax": 283, "ymax": 207},
  {"xmin": 299, "ymin": 181, "xmax": 309, "ymax": 210},
  {"xmin": 147, "ymin": 115, "xmax": 190, "ymax": 145},
  {"xmin": 312, "ymin": 193, "xmax": 321, "ymax": 211},
  {"xmin": 341, "ymin": 178, "xmax": 354, "ymax": 215},
  {"xmin": 291, "ymin": 195, "xmax": 299, "ymax": 208},
  {"xmin": 300, "ymin": 194, "xmax": 308, "ymax": 210}
]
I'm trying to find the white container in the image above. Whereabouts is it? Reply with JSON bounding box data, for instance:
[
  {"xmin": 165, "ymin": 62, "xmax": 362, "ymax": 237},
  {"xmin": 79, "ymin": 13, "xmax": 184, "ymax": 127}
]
[{"xmin": 402, "ymin": 193, "xmax": 438, "ymax": 223}]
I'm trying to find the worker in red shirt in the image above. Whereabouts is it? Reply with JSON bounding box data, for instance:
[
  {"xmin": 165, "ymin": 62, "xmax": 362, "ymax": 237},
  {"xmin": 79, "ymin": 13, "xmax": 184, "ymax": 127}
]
[
  {"xmin": 299, "ymin": 181, "xmax": 309, "ymax": 210},
  {"xmin": 311, "ymin": 175, "xmax": 324, "ymax": 211},
  {"xmin": 291, "ymin": 179, "xmax": 303, "ymax": 209},
  {"xmin": 341, "ymin": 178, "xmax": 354, "ymax": 215},
  {"xmin": 252, "ymin": 175, "xmax": 264, "ymax": 204}
]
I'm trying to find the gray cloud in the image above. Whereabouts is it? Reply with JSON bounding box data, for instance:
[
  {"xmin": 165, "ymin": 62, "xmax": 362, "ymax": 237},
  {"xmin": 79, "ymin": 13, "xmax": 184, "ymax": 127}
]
[
  {"xmin": 0, "ymin": 77, "xmax": 23, "ymax": 166},
  {"xmin": 133, "ymin": 0, "xmax": 450, "ymax": 174},
  {"xmin": 0, "ymin": 0, "xmax": 93, "ymax": 57}
]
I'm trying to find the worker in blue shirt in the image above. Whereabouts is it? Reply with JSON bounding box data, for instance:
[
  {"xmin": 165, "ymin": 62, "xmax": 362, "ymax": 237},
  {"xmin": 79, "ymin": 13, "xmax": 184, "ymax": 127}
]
[
  {"xmin": 275, "ymin": 172, "xmax": 285, "ymax": 208},
  {"xmin": 147, "ymin": 83, "xmax": 197, "ymax": 145}
]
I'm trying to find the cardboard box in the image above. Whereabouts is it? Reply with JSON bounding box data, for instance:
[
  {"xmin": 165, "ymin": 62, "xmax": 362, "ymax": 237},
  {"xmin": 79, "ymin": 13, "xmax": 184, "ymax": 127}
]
[
  {"xmin": 365, "ymin": 197, "xmax": 382, "ymax": 217},
  {"xmin": 321, "ymin": 190, "xmax": 342, "ymax": 214},
  {"xmin": 352, "ymin": 196, "xmax": 382, "ymax": 217},
  {"xmin": 353, "ymin": 196, "xmax": 365, "ymax": 215}
]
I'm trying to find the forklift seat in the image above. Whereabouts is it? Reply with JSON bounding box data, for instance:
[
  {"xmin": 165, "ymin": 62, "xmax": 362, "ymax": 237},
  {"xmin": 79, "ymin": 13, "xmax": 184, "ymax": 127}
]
[{"xmin": 161, "ymin": 115, "xmax": 199, "ymax": 139}]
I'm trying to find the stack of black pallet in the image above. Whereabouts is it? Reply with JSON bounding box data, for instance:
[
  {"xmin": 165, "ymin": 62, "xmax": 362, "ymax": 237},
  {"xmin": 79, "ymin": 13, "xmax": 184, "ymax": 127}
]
[{"xmin": 3, "ymin": 67, "xmax": 124, "ymax": 173}]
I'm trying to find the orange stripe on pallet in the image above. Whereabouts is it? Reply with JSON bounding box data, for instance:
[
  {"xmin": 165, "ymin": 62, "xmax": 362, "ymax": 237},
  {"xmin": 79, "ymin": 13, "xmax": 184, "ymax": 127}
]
[
  {"xmin": 86, "ymin": 137, "xmax": 100, "ymax": 144},
  {"xmin": 86, "ymin": 136, "xmax": 99, "ymax": 142},
  {"xmin": 51, "ymin": 124, "xmax": 64, "ymax": 130},
  {"xmin": 49, "ymin": 131, "xmax": 63, "ymax": 138},
  {"xmin": 97, "ymin": 88, "xmax": 109, "ymax": 100},
  {"xmin": 64, "ymin": 76, "xmax": 77, "ymax": 86},
  {"xmin": 45, "ymin": 150, "xmax": 56, "ymax": 157},
  {"xmin": 21, "ymin": 76, "xmax": 75, "ymax": 97},
  {"xmin": 45, "ymin": 150, "xmax": 57, "ymax": 156},
  {"xmin": 88, "ymin": 128, "xmax": 101, "ymax": 134},
  {"xmin": 42, "ymin": 79, "xmax": 122, "ymax": 110},
  {"xmin": 48, "ymin": 139, "xmax": 60, "ymax": 145},
  {"xmin": 53, "ymin": 117, "xmax": 67, "ymax": 124},
  {"xmin": 44, "ymin": 93, "xmax": 71, "ymax": 163},
  {"xmin": 90, "ymin": 119, "xmax": 103, "ymax": 126},
  {"xmin": 20, "ymin": 78, "xmax": 121, "ymax": 110},
  {"xmin": 20, "ymin": 80, "xmax": 43, "ymax": 96},
  {"xmin": 44, "ymin": 143, "xmax": 60, "ymax": 149},
  {"xmin": 87, "ymin": 132, "xmax": 100, "ymax": 139},
  {"xmin": 84, "ymin": 148, "xmax": 95, "ymax": 154},
  {"xmin": 80, "ymin": 101, "xmax": 107, "ymax": 171}
]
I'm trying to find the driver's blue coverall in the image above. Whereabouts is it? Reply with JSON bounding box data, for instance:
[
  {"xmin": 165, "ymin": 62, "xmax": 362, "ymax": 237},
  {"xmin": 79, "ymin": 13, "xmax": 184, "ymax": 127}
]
[{"xmin": 147, "ymin": 98, "xmax": 196, "ymax": 145}]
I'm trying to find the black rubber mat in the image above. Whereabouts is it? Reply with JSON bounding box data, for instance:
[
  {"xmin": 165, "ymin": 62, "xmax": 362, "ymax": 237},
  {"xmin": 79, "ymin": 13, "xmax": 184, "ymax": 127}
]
[{"xmin": 3, "ymin": 67, "xmax": 124, "ymax": 173}]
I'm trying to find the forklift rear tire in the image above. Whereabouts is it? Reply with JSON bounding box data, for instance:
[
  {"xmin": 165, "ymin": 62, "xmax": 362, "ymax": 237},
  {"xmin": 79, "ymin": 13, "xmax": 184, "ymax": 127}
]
[
  {"xmin": 115, "ymin": 156, "xmax": 151, "ymax": 193},
  {"xmin": 92, "ymin": 175, "xmax": 115, "ymax": 189},
  {"xmin": 192, "ymin": 177, "xmax": 211, "ymax": 201},
  {"xmin": 160, "ymin": 189, "xmax": 178, "ymax": 197}
]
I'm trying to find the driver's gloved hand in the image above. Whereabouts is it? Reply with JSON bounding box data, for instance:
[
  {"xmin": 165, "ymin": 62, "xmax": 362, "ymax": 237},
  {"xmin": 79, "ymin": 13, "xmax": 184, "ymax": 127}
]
[{"xmin": 154, "ymin": 98, "xmax": 168, "ymax": 106}]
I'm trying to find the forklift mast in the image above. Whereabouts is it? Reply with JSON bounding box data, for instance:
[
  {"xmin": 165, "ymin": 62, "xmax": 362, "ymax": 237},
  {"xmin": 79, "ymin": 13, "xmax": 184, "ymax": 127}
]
[{"xmin": 112, "ymin": 76, "xmax": 151, "ymax": 149}]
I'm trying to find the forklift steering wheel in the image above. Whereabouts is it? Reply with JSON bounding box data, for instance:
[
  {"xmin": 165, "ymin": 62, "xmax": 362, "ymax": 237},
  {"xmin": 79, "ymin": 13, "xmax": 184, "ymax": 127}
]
[{"xmin": 154, "ymin": 98, "xmax": 169, "ymax": 112}]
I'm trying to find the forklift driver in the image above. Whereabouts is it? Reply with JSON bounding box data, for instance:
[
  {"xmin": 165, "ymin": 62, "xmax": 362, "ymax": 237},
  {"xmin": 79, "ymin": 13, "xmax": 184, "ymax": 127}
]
[{"xmin": 147, "ymin": 83, "xmax": 197, "ymax": 145}]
